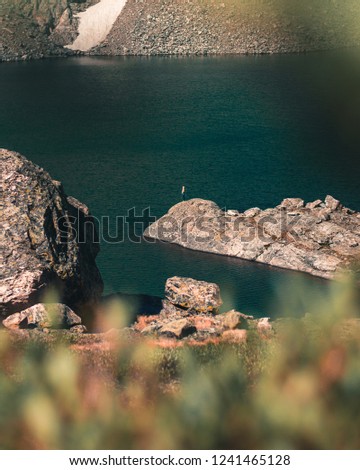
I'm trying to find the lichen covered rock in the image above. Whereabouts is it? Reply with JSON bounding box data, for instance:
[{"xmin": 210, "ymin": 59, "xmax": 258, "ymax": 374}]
[
  {"xmin": 165, "ymin": 276, "xmax": 222, "ymax": 313},
  {"xmin": 1, "ymin": 149, "xmax": 103, "ymax": 317}
]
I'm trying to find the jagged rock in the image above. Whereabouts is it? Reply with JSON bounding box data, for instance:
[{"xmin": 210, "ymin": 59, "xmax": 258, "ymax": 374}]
[
  {"xmin": 144, "ymin": 198, "xmax": 360, "ymax": 280},
  {"xmin": 279, "ymin": 198, "xmax": 304, "ymax": 209},
  {"xmin": 165, "ymin": 276, "xmax": 222, "ymax": 313},
  {"xmin": 306, "ymin": 199, "xmax": 323, "ymax": 210},
  {"xmin": 2, "ymin": 303, "xmax": 82, "ymax": 330},
  {"xmin": 159, "ymin": 319, "xmax": 196, "ymax": 339},
  {"xmin": 140, "ymin": 323, "xmax": 160, "ymax": 335},
  {"xmin": 1, "ymin": 149, "xmax": 103, "ymax": 317},
  {"xmin": 325, "ymin": 195, "xmax": 341, "ymax": 212},
  {"xmin": 244, "ymin": 207, "xmax": 261, "ymax": 218}
]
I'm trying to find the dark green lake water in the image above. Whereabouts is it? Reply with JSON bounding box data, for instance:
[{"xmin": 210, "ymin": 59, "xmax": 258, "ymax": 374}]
[{"xmin": 1, "ymin": 52, "xmax": 360, "ymax": 316}]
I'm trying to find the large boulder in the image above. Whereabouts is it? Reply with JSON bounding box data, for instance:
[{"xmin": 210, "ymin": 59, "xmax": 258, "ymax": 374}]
[
  {"xmin": 0, "ymin": 149, "xmax": 103, "ymax": 317},
  {"xmin": 165, "ymin": 276, "xmax": 222, "ymax": 313}
]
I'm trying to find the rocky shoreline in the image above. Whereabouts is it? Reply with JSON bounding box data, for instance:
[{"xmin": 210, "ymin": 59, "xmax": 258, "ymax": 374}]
[
  {"xmin": 144, "ymin": 198, "xmax": 360, "ymax": 280},
  {"xmin": 1, "ymin": 0, "xmax": 360, "ymax": 62},
  {"xmin": 1, "ymin": 149, "xmax": 270, "ymax": 345},
  {"xmin": 2, "ymin": 150, "xmax": 359, "ymax": 346}
]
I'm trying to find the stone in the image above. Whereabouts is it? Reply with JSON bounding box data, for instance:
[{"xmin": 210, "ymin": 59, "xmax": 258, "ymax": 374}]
[
  {"xmin": 2, "ymin": 312, "xmax": 27, "ymax": 330},
  {"xmin": 1, "ymin": 149, "xmax": 103, "ymax": 317},
  {"xmin": 165, "ymin": 276, "xmax": 222, "ymax": 313},
  {"xmin": 279, "ymin": 198, "xmax": 304, "ymax": 209},
  {"xmin": 222, "ymin": 329, "xmax": 247, "ymax": 343},
  {"xmin": 219, "ymin": 310, "xmax": 245, "ymax": 330},
  {"xmin": 306, "ymin": 199, "xmax": 323, "ymax": 210},
  {"xmin": 159, "ymin": 319, "xmax": 196, "ymax": 339},
  {"xmin": 244, "ymin": 207, "xmax": 261, "ymax": 218},
  {"xmin": 226, "ymin": 210, "xmax": 240, "ymax": 217},
  {"xmin": 2, "ymin": 303, "xmax": 82, "ymax": 330},
  {"xmin": 145, "ymin": 198, "xmax": 360, "ymax": 280},
  {"xmin": 325, "ymin": 195, "xmax": 341, "ymax": 212}
]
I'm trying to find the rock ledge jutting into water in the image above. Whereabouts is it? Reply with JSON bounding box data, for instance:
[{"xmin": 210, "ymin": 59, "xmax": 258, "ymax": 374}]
[
  {"xmin": 144, "ymin": 198, "xmax": 360, "ymax": 280},
  {"xmin": 0, "ymin": 149, "xmax": 103, "ymax": 318}
]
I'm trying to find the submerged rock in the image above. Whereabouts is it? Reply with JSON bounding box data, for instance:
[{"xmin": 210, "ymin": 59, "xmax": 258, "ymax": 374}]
[
  {"xmin": 165, "ymin": 276, "xmax": 222, "ymax": 313},
  {"xmin": 1, "ymin": 149, "xmax": 103, "ymax": 317},
  {"xmin": 144, "ymin": 198, "xmax": 360, "ymax": 280}
]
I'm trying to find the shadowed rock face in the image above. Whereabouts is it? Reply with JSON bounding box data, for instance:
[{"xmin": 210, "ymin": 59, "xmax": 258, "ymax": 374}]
[
  {"xmin": 144, "ymin": 198, "xmax": 360, "ymax": 280},
  {"xmin": 1, "ymin": 149, "xmax": 103, "ymax": 317}
]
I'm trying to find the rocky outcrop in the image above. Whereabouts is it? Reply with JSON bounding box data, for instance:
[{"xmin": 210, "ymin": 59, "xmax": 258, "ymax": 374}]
[
  {"xmin": 2, "ymin": 303, "xmax": 83, "ymax": 331},
  {"xmin": 1, "ymin": 149, "xmax": 103, "ymax": 317},
  {"xmin": 144, "ymin": 198, "xmax": 360, "ymax": 280},
  {"xmin": 133, "ymin": 276, "xmax": 268, "ymax": 343},
  {"xmin": 165, "ymin": 276, "xmax": 222, "ymax": 314}
]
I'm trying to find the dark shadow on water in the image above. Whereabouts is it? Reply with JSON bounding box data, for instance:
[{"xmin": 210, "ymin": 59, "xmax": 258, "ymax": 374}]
[{"xmin": 101, "ymin": 292, "xmax": 164, "ymax": 326}]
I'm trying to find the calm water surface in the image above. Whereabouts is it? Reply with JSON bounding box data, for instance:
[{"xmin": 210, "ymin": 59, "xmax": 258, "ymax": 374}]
[{"xmin": 1, "ymin": 52, "xmax": 359, "ymax": 316}]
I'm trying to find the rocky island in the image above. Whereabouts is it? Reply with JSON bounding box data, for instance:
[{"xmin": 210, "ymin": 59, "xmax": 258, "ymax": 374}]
[{"xmin": 144, "ymin": 198, "xmax": 360, "ymax": 280}]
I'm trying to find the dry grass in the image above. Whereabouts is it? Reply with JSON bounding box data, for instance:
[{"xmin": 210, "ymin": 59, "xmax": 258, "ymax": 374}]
[{"xmin": 0, "ymin": 276, "xmax": 360, "ymax": 449}]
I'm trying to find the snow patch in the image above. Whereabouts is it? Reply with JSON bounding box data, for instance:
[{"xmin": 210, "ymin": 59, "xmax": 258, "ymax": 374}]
[{"xmin": 66, "ymin": 0, "xmax": 127, "ymax": 52}]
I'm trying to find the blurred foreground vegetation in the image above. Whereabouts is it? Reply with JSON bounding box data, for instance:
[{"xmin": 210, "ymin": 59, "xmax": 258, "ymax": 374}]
[{"xmin": 0, "ymin": 277, "xmax": 360, "ymax": 450}]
